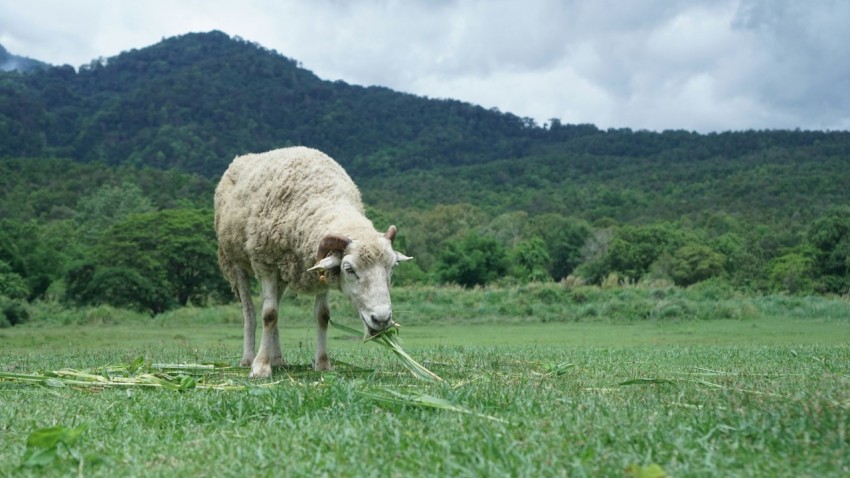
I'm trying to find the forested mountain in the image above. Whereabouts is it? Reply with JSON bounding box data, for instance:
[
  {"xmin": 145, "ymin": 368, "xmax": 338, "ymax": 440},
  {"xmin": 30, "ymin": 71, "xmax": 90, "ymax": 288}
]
[
  {"xmin": 2, "ymin": 31, "xmax": 848, "ymax": 221},
  {"xmin": 1, "ymin": 31, "xmax": 849, "ymax": 320},
  {"xmin": 0, "ymin": 31, "xmax": 531, "ymax": 175},
  {"xmin": 0, "ymin": 45, "xmax": 49, "ymax": 73}
]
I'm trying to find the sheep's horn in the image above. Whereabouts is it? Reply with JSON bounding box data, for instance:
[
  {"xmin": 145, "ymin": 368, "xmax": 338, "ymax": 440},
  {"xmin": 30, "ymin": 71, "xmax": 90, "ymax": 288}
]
[
  {"xmin": 385, "ymin": 225, "xmax": 397, "ymax": 243},
  {"xmin": 316, "ymin": 235, "xmax": 351, "ymax": 260}
]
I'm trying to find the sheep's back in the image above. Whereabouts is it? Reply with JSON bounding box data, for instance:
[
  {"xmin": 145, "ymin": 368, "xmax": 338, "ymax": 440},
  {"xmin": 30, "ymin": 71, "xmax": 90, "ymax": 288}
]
[{"xmin": 215, "ymin": 147, "xmax": 367, "ymax": 280}]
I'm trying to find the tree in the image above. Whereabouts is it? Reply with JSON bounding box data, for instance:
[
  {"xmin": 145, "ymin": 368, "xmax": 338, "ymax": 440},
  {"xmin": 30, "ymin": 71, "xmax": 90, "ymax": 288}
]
[
  {"xmin": 435, "ymin": 233, "xmax": 509, "ymax": 287},
  {"xmin": 583, "ymin": 223, "xmax": 685, "ymax": 283},
  {"xmin": 404, "ymin": 204, "xmax": 487, "ymax": 271},
  {"xmin": 74, "ymin": 181, "xmax": 154, "ymax": 243},
  {"xmin": 768, "ymin": 248, "xmax": 816, "ymax": 294},
  {"xmin": 0, "ymin": 259, "xmax": 29, "ymax": 327},
  {"xmin": 66, "ymin": 208, "xmax": 229, "ymax": 314},
  {"xmin": 668, "ymin": 244, "xmax": 726, "ymax": 287},
  {"xmin": 0, "ymin": 259, "xmax": 29, "ymax": 299},
  {"xmin": 809, "ymin": 208, "xmax": 850, "ymax": 293},
  {"xmin": 527, "ymin": 214, "xmax": 592, "ymax": 279},
  {"xmin": 509, "ymin": 236, "xmax": 552, "ymax": 282},
  {"xmin": 0, "ymin": 219, "xmax": 67, "ymax": 300}
]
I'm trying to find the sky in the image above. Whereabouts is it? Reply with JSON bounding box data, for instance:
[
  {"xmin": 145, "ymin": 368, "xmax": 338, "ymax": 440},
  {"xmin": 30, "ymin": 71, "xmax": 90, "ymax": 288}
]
[{"xmin": 1, "ymin": 0, "xmax": 849, "ymax": 133}]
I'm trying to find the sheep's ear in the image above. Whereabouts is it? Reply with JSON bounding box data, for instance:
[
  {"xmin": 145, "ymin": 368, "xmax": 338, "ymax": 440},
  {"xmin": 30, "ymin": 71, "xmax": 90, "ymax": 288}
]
[
  {"xmin": 308, "ymin": 255, "xmax": 342, "ymax": 272},
  {"xmin": 385, "ymin": 225, "xmax": 398, "ymax": 243},
  {"xmin": 395, "ymin": 251, "xmax": 413, "ymax": 263}
]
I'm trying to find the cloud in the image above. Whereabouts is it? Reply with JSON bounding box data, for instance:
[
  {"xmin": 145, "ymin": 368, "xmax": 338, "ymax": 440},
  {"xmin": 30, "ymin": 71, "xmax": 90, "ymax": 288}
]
[
  {"xmin": 731, "ymin": 0, "xmax": 850, "ymax": 129},
  {"xmin": 0, "ymin": 0, "xmax": 848, "ymax": 132}
]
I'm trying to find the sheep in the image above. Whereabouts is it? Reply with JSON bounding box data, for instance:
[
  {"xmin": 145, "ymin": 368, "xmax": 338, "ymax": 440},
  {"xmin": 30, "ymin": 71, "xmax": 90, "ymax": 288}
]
[{"xmin": 214, "ymin": 146, "xmax": 411, "ymax": 378}]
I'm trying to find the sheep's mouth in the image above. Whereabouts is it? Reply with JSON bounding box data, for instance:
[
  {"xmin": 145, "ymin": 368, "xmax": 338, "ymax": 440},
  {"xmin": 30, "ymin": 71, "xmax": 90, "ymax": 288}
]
[{"xmin": 365, "ymin": 320, "xmax": 396, "ymax": 339}]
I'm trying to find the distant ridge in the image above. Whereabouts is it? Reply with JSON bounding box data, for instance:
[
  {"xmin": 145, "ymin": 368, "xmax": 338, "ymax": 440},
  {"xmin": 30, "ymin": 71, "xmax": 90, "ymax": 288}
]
[
  {"xmin": 1, "ymin": 31, "xmax": 849, "ymax": 222},
  {"xmin": 0, "ymin": 30, "xmax": 532, "ymax": 175},
  {"xmin": 0, "ymin": 44, "xmax": 50, "ymax": 73}
]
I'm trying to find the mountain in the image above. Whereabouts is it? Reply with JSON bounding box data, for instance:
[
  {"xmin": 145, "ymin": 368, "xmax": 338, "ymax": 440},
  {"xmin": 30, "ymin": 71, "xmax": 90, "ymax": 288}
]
[
  {"xmin": 1, "ymin": 30, "xmax": 849, "ymax": 224},
  {"xmin": 0, "ymin": 31, "xmax": 532, "ymax": 176},
  {"xmin": 2, "ymin": 31, "xmax": 850, "ymax": 298},
  {"xmin": 0, "ymin": 44, "xmax": 50, "ymax": 73}
]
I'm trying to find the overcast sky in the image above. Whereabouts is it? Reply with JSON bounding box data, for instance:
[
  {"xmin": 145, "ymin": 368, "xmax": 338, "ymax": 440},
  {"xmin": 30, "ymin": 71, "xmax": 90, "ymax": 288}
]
[{"xmin": 1, "ymin": 0, "xmax": 848, "ymax": 133}]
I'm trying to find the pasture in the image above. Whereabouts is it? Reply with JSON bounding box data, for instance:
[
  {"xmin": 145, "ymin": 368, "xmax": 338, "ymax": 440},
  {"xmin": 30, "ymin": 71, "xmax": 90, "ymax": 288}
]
[{"xmin": 1, "ymin": 284, "xmax": 849, "ymax": 477}]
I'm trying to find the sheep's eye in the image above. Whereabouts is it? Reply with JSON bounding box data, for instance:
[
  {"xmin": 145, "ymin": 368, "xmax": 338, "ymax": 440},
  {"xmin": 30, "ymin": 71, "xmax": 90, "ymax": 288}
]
[{"xmin": 343, "ymin": 263, "xmax": 358, "ymax": 277}]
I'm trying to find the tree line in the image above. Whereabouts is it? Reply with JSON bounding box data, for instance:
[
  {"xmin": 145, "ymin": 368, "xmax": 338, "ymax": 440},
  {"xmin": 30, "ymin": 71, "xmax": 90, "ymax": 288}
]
[{"xmin": 1, "ymin": 156, "xmax": 848, "ymax": 325}]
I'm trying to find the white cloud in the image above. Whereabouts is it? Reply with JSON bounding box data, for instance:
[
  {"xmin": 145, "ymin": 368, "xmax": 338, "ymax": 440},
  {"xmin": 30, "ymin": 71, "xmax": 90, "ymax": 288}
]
[{"xmin": 0, "ymin": 0, "xmax": 848, "ymax": 132}]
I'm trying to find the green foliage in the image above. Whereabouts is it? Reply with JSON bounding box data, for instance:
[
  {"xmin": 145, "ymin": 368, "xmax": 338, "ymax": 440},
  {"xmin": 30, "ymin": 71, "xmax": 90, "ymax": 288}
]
[
  {"xmin": 0, "ymin": 45, "xmax": 50, "ymax": 73},
  {"xmin": 768, "ymin": 248, "xmax": 817, "ymax": 294},
  {"xmin": 581, "ymin": 223, "xmax": 685, "ymax": 283},
  {"xmin": 435, "ymin": 233, "xmax": 509, "ymax": 287},
  {"xmin": 0, "ymin": 294, "xmax": 29, "ymax": 327},
  {"xmin": 0, "ymin": 158, "xmax": 215, "ymax": 221},
  {"xmin": 0, "ymin": 259, "xmax": 28, "ymax": 299},
  {"xmin": 526, "ymin": 214, "xmax": 592, "ymax": 279},
  {"xmin": 808, "ymin": 207, "xmax": 850, "ymax": 293},
  {"xmin": 509, "ymin": 236, "xmax": 552, "ymax": 282},
  {"xmin": 74, "ymin": 180, "xmax": 154, "ymax": 243},
  {"xmin": 405, "ymin": 204, "xmax": 488, "ymax": 271},
  {"xmin": 391, "ymin": 260, "xmax": 428, "ymax": 287},
  {"xmin": 22, "ymin": 424, "xmax": 90, "ymax": 469},
  {"xmin": 2, "ymin": 31, "xmax": 850, "ymax": 298},
  {"xmin": 66, "ymin": 208, "xmax": 229, "ymax": 314},
  {"xmin": 668, "ymin": 244, "xmax": 726, "ymax": 287},
  {"xmin": 0, "ymin": 219, "xmax": 68, "ymax": 300}
]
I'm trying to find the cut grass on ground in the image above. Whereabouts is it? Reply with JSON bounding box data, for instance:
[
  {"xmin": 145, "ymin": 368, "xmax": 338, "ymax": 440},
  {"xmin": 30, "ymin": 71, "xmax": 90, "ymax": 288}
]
[{"xmin": 1, "ymin": 304, "xmax": 849, "ymax": 477}]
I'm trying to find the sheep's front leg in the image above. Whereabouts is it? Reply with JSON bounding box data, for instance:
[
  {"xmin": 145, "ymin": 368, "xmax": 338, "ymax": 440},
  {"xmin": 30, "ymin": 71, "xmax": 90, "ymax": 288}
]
[
  {"xmin": 314, "ymin": 293, "xmax": 331, "ymax": 371},
  {"xmin": 251, "ymin": 277, "xmax": 284, "ymax": 378},
  {"xmin": 235, "ymin": 269, "xmax": 256, "ymax": 367}
]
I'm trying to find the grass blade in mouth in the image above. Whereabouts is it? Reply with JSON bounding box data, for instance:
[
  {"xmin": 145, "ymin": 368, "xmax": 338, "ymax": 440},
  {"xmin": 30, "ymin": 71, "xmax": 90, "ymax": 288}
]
[{"xmin": 329, "ymin": 319, "xmax": 443, "ymax": 382}]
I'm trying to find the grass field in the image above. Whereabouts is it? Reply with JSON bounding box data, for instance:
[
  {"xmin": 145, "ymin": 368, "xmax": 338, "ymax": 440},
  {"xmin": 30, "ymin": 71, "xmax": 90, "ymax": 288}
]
[{"xmin": 1, "ymin": 285, "xmax": 849, "ymax": 477}]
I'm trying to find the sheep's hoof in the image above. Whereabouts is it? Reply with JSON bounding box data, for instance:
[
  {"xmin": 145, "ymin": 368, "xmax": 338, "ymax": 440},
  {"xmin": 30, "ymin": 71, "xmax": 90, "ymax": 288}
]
[
  {"xmin": 239, "ymin": 356, "xmax": 255, "ymax": 367},
  {"xmin": 314, "ymin": 354, "xmax": 331, "ymax": 371},
  {"xmin": 249, "ymin": 361, "xmax": 272, "ymax": 379}
]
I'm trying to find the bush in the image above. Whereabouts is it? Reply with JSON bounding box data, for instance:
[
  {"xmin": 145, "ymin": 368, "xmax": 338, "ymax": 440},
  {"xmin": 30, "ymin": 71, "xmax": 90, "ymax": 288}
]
[
  {"xmin": 435, "ymin": 233, "xmax": 509, "ymax": 287},
  {"xmin": 0, "ymin": 295, "xmax": 29, "ymax": 327},
  {"xmin": 509, "ymin": 236, "xmax": 552, "ymax": 282},
  {"xmin": 64, "ymin": 208, "xmax": 229, "ymax": 314},
  {"xmin": 0, "ymin": 260, "xmax": 29, "ymax": 299},
  {"xmin": 768, "ymin": 250, "xmax": 816, "ymax": 294},
  {"xmin": 668, "ymin": 244, "xmax": 726, "ymax": 287}
]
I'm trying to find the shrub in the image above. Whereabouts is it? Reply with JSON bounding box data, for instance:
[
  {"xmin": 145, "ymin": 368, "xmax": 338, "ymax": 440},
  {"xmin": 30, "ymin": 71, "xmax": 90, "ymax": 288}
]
[
  {"xmin": 435, "ymin": 233, "xmax": 509, "ymax": 287},
  {"xmin": 0, "ymin": 295, "xmax": 29, "ymax": 327},
  {"xmin": 668, "ymin": 244, "xmax": 726, "ymax": 287}
]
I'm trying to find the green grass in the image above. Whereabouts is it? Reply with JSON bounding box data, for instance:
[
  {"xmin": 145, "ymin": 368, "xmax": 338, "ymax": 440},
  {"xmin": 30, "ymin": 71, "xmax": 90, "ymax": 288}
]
[{"xmin": 1, "ymin": 285, "xmax": 849, "ymax": 477}]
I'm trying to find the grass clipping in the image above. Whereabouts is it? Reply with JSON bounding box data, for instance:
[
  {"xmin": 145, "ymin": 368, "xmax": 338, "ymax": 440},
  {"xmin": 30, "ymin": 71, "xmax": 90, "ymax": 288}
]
[
  {"xmin": 330, "ymin": 319, "xmax": 443, "ymax": 383},
  {"xmin": 0, "ymin": 359, "xmax": 279, "ymax": 392}
]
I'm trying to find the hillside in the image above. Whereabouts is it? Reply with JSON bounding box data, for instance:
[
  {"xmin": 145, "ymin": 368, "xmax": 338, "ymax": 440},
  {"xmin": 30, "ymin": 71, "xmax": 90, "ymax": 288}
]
[
  {"xmin": 1, "ymin": 31, "xmax": 849, "ymax": 309},
  {"xmin": 0, "ymin": 45, "xmax": 49, "ymax": 73},
  {"xmin": 1, "ymin": 31, "xmax": 849, "ymax": 222},
  {"xmin": 0, "ymin": 31, "xmax": 531, "ymax": 175}
]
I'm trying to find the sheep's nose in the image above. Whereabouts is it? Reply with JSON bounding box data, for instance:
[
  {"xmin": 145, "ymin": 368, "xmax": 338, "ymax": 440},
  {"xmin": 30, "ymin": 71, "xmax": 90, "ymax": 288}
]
[{"xmin": 370, "ymin": 313, "xmax": 392, "ymax": 329}]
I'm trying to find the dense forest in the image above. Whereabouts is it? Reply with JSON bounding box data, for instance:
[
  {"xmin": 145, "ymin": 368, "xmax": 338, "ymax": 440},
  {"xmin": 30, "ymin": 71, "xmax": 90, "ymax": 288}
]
[{"xmin": 1, "ymin": 31, "xmax": 849, "ymax": 324}]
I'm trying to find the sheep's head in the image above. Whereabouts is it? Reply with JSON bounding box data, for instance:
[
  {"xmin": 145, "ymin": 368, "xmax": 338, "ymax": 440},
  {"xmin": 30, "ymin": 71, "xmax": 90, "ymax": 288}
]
[{"xmin": 308, "ymin": 225, "xmax": 411, "ymax": 335}]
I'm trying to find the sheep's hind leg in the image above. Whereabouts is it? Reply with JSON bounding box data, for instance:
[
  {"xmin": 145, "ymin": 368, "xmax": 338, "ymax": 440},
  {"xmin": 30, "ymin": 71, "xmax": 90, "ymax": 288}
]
[
  {"xmin": 314, "ymin": 293, "xmax": 331, "ymax": 371},
  {"xmin": 250, "ymin": 277, "xmax": 284, "ymax": 378},
  {"xmin": 235, "ymin": 269, "xmax": 256, "ymax": 367}
]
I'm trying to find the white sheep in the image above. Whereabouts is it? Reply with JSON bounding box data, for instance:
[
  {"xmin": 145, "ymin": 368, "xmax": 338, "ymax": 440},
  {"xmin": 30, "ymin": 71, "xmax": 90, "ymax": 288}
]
[{"xmin": 214, "ymin": 146, "xmax": 411, "ymax": 378}]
